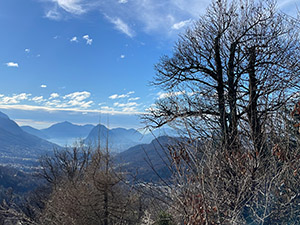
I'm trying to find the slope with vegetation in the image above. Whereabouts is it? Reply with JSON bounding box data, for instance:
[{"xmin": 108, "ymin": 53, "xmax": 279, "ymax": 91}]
[{"xmin": 0, "ymin": 112, "xmax": 58, "ymax": 169}]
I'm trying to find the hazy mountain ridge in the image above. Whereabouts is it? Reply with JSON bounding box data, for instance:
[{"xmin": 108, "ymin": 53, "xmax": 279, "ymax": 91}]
[
  {"xmin": 21, "ymin": 126, "xmax": 50, "ymax": 140},
  {"xmin": 0, "ymin": 112, "xmax": 58, "ymax": 169},
  {"xmin": 0, "ymin": 111, "xmax": 178, "ymax": 173},
  {"xmin": 22, "ymin": 122, "xmax": 95, "ymax": 146},
  {"xmin": 21, "ymin": 119, "xmax": 178, "ymax": 152},
  {"xmin": 41, "ymin": 121, "xmax": 95, "ymax": 139},
  {"xmin": 85, "ymin": 124, "xmax": 145, "ymax": 152},
  {"xmin": 116, "ymin": 136, "xmax": 177, "ymax": 182}
]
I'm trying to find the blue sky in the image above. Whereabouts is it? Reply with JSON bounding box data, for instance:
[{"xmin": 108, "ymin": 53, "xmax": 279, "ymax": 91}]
[{"xmin": 0, "ymin": 0, "xmax": 298, "ymax": 129}]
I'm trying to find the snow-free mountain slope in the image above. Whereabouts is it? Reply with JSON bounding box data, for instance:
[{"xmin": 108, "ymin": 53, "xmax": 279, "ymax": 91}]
[
  {"xmin": 41, "ymin": 121, "xmax": 94, "ymax": 139},
  {"xmin": 0, "ymin": 111, "xmax": 58, "ymax": 168}
]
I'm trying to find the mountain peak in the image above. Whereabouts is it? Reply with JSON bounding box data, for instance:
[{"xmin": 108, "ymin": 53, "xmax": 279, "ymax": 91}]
[{"xmin": 59, "ymin": 121, "xmax": 72, "ymax": 125}]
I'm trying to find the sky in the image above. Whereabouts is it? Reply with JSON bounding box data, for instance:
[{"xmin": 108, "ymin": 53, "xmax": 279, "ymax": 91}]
[{"xmin": 0, "ymin": 0, "xmax": 298, "ymax": 129}]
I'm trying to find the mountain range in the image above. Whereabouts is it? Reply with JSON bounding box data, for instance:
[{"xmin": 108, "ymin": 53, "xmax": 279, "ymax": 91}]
[
  {"xmin": 85, "ymin": 124, "xmax": 145, "ymax": 152},
  {"xmin": 0, "ymin": 112, "xmax": 58, "ymax": 169},
  {"xmin": 22, "ymin": 122, "xmax": 94, "ymax": 146},
  {"xmin": 0, "ymin": 111, "xmax": 178, "ymax": 177},
  {"xmin": 22, "ymin": 120, "xmax": 177, "ymax": 152}
]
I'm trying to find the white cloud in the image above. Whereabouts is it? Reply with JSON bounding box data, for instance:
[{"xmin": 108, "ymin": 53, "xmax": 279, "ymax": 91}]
[
  {"xmin": 0, "ymin": 93, "xmax": 31, "ymax": 104},
  {"xmin": 32, "ymin": 96, "xmax": 46, "ymax": 103},
  {"xmin": 49, "ymin": 93, "xmax": 60, "ymax": 99},
  {"xmin": 0, "ymin": 91, "xmax": 142, "ymax": 116},
  {"xmin": 172, "ymin": 19, "xmax": 192, "ymax": 30},
  {"xmin": 101, "ymin": 106, "xmax": 114, "ymax": 111},
  {"xmin": 120, "ymin": 54, "xmax": 125, "ymax": 59},
  {"xmin": 25, "ymin": 49, "xmax": 30, "ymax": 53},
  {"xmin": 53, "ymin": 0, "xmax": 86, "ymax": 15},
  {"xmin": 105, "ymin": 16, "xmax": 135, "ymax": 38},
  {"xmin": 64, "ymin": 91, "xmax": 90, "ymax": 101},
  {"xmin": 62, "ymin": 91, "xmax": 93, "ymax": 108},
  {"xmin": 158, "ymin": 91, "xmax": 185, "ymax": 99},
  {"xmin": 0, "ymin": 104, "xmax": 142, "ymax": 115},
  {"xmin": 68, "ymin": 99, "xmax": 93, "ymax": 108},
  {"xmin": 41, "ymin": 0, "xmax": 208, "ymax": 37},
  {"xmin": 45, "ymin": 99, "xmax": 65, "ymax": 108},
  {"xmin": 41, "ymin": 84, "xmax": 47, "ymax": 88},
  {"xmin": 45, "ymin": 0, "xmax": 88, "ymax": 20},
  {"xmin": 113, "ymin": 102, "xmax": 138, "ymax": 107},
  {"xmin": 109, "ymin": 94, "xmax": 119, "ymax": 100},
  {"xmin": 5, "ymin": 62, "xmax": 19, "ymax": 68},
  {"xmin": 70, "ymin": 36, "xmax": 78, "ymax": 42},
  {"xmin": 109, "ymin": 91, "xmax": 134, "ymax": 99},
  {"xmin": 46, "ymin": 8, "xmax": 61, "ymax": 20},
  {"xmin": 83, "ymin": 35, "xmax": 93, "ymax": 45},
  {"xmin": 122, "ymin": 107, "xmax": 137, "ymax": 112},
  {"xmin": 129, "ymin": 97, "xmax": 140, "ymax": 101}
]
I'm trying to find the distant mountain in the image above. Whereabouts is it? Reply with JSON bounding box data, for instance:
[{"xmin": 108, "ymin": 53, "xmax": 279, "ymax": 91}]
[
  {"xmin": 85, "ymin": 124, "xmax": 144, "ymax": 152},
  {"xmin": 0, "ymin": 112, "xmax": 58, "ymax": 169},
  {"xmin": 141, "ymin": 128, "xmax": 180, "ymax": 143},
  {"xmin": 21, "ymin": 126, "xmax": 49, "ymax": 140},
  {"xmin": 42, "ymin": 121, "xmax": 94, "ymax": 139},
  {"xmin": 116, "ymin": 136, "xmax": 177, "ymax": 182}
]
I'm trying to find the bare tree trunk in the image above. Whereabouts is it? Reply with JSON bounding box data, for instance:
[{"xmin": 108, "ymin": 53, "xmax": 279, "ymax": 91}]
[
  {"xmin": 248, "ymin": 46, "xmax": 262, "ymax": 153},
  {"xmin": 215, "ymin": 34, "xmax": 228, "ymax": 149},
  {"xmin": 228, "ymin": 42, "xmax": 239, "ymax": 151}
]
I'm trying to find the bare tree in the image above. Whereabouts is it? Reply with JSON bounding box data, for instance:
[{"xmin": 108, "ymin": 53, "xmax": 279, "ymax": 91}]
[
  {"xmin": 38, "ymin": 142, "xmax": 140, "ymax": 225},
  {"xmin": 143, "ymin": 0, "xmax": 300, "ymax": 152},
  {"xmin": 142, "ymin": 0, "xmax": 300, "ymax": 224}
]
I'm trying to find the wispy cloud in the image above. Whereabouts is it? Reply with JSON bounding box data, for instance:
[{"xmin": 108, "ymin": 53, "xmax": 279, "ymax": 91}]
[
  {"xmin": 45, "ymin": 8, "xmax": 62, "ymax": 20},
  {"xmin": 109, "ymin": 91, "xmax": 134, "ymax": 99},
  {"xmin": 25, "ymin": 48, "xmax": 30, "ymax": 53},
  {"xmin": 41, "ymin": 84, "xmax": 47, "ymax": 88},
  {"xmin": 0, "ymin": 104, "xmax": 142, "ymax": 115},
  {"xmin": 113, "ymin": 102, "xmax": 138, "ymax": 107},
  {"xmin": 52, "ymin": 0, "xmax": 86, "ymax": 15},
  {"xmin": 32, "ymin": 96, "xmax": 46, "ymax": 103},
  {"xmin": 120, "ymin": 54, "xmax": 125, "ymax": 59},
  {"xmin": 70, "ymin": 36, "xmax": 78, "ymax": 42},
  {"xmin": 83, "ymin": 35, "xmax": 93, "ymax": 45},
  {"xmin": 105, "ymin": 16, "xmax": 135, "ymax": 38},
  {"xmin": 129, "ymin": 97, "xmax": 140, "ymax": 101},
  {"xmin": 5, "ymin": 62, "xmax": 19, "ymax": 68},
  {"xmin": 42, "ymin": 0, "xmax": 209, "ymax": 37},
  {"xmin": 172, "ymin": 19, "xmax": 192, "ymax": 30},
  {"xmin": 45, "ymin": 0, "xmax": 88, "ymax": 20}
]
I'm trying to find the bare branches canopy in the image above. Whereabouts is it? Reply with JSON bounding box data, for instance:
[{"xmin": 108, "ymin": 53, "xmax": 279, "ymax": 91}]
[{"xmin": 143, "ymin": 0, "xmax": 300, "ymax": 151}]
